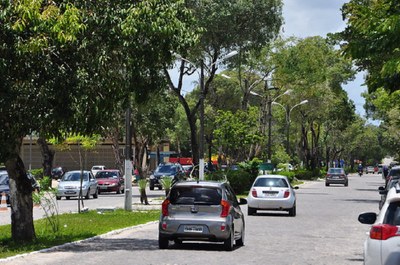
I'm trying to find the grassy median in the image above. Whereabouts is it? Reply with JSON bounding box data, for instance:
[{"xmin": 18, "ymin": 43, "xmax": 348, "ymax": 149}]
[{"xmin": 0, "ymin": 209, "xmax": 160, "ymax": 259}]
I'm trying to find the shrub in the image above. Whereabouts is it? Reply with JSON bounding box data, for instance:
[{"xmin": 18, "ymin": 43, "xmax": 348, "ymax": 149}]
[
  {"xmin": 276, "ymin": 171, "xmax": 296, "ymax": 182},
  {"xmin": 226, "ymin": 169, "xmax": 253, "ymax": 195},
  {"xmin": 30, "ymin": 168, "xmax": 44, "ymax": 179},
  {"xmin": 294, "ymin": 169, "xmax": 322, "ymax": 180}
]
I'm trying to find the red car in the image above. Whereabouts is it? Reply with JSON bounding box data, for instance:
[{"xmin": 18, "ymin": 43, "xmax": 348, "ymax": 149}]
[{"xmin": 95, "ymin": 170, "xmax": 124, "ymax": 194}]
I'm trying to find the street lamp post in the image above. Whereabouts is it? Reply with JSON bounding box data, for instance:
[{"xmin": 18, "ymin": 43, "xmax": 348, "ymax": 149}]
[{"xmin": 272, "ymin": 99, "xmax": 308, "ymax": 154}]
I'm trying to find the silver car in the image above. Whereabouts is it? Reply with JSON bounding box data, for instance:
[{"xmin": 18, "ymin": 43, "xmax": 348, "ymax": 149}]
[
  {"xmin": 56, "ymin": 170, "xmax": 98, "ymax": 200},
  {"xmin": 158, "ymin": 181, "xmax": 247, "ymax": 251},
  {"xmin": 247, "ymin": 175, "xmax": 298, "ymax": 216}
]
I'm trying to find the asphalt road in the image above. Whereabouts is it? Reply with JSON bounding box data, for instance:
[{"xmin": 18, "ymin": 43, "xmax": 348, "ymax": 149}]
[{"xmin": 0, "ymin": 173, "xmax": 383, "ymax": 265}]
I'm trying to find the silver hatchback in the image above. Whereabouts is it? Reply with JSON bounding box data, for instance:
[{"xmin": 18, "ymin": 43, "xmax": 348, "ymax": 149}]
[{"xmin": 158, "ymin": 181, "xmax": 247, "ymax": 251}]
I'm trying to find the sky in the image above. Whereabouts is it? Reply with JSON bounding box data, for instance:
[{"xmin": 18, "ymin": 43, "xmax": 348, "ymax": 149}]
[{"xmin": 282, "ymin": 0, "xmax": 367, "ymax": 117}]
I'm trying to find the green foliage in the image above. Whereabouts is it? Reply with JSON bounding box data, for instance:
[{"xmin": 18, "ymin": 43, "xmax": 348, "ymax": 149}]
[
  {"xmin": 226, "ymin": 169, "xmax": 254, "ymax": 195},
  {"xmin": 271, "ymin": 145, "xmax": 290, "ymax": 165},
  {"xmin": 294, "ymin": 169, "xmax": 322, "ymax": 180},
  {"xmin": 214, "ymin": 107, "xmax": 261, "ymax": 161},
  {"xmin": 160, "ymin": 177, "xmax": 173, "ymax": 190},
  {"xmin": 238, "ymin": 157, "xmax": 263, "ymax": 178},
  {"xmin": 32, "ymin": 190, "xmax": 60, "ymax": 234},
  {"xmin": 276, "ymin": 171, "xmax": 296, "ymax": 183},
  {"xmin": 38, "ymin": 176, "xmax": 52, "ymax": 191},
  {"xmin": 29, "ymin": 168, "xmax": 43, "ymax": 179},
  {"xmin": 0, "ymin": 209, "xmax": 160, "ymax": 259}
]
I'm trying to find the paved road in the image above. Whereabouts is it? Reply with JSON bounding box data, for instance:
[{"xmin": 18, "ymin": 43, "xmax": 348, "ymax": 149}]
[{"xmin": 0, "ymin": 173, "xmax": 383, "ymax": 265}]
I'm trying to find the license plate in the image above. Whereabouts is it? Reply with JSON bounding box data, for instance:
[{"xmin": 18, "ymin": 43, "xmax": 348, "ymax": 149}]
[
  {"xmin": 184, "ymin": 225, "xmax": 203, "ymax": 233},
  {"xmin": 263, "ymin": 191, "xmax": 278, "ymax": 197},
  {"xmin": 65, "ymin": 191, "xmax": 76, "ymax": 194},
  {"xmin": 100, "ymin": 186, "xmax": 108, "ymax": 190}
]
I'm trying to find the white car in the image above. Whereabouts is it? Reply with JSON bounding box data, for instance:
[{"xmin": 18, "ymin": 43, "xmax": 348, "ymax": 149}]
[
  {"xmin": 91, "ymin": 165, "xmax": 107, "ymax": 176},
  {"xmin": 247, "ymin": 175, "xmax": 298, "ymax": 216},
  {"xmin": 56, "ymin": 170, "xmax": 98, "ymax": 200},
  {"xmin": 358, "ymin": 183, "xmax": 400, "ymax": 265}
]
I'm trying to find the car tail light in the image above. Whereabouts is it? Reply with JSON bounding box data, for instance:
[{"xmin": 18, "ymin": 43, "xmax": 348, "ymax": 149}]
[
  {"xmin": 162, "ymin": 199, "xmax": 170, "ymax": 216},
  {"xmin": 251, "ymin": 188, "xmax": 257, "ymax": 198},
  {"xmin": 284, "ymin": 190, "xmax": 290, "ymax": 198},
  {"xmin": 220, "ymin": 200, "xmax": 231, "ymax": 217},
  {"xmin": 370, "ymin": 224, "xmax": 400, "ymax": 240},
  {"xmin": 220, "ymin": 222, "xmax": 226, "ymax": 231}
]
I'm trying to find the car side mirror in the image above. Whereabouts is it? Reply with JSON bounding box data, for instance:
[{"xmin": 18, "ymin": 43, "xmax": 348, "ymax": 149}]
[
  {"xmin": 379, "ymin": 190, "xmax": 388, "ymax": 195},
  {"xmin": 358, "ymin": 212, "xmax": 377, "ymax": 224}
]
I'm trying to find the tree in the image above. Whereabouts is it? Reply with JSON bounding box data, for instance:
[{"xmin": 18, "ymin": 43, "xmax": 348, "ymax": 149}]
[
  {"xmin": 0, "ymin": 0, "xmax": 197, "ymax": 242},
  {"xmin": 164, "ymin": 0, "xmax": 283, "ymax": 167},
  {"xmin": 340, "ymin": 0, "xmax": 400, "ymax": 93}
]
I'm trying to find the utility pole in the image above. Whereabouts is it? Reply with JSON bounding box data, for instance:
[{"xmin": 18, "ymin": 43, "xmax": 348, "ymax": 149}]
[
  {"xmin": 124, "ymin": 108, "xmax": 132, "ymax": 211},
  {"xmin": 199, "ymin": 61, "xmax": 205, "ymax": 180}
]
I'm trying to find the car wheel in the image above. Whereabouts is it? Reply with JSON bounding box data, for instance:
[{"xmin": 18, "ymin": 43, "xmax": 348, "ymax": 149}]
[
  {"xmin": 150, "ymin": 184, "xmax": 154, "ymax": 191},
  {"xmin": 344, "ymin": 182, "xmax": 348, "ymax": 187},
  {"xmin": 236, "ymin": 224, "xmax": 245, "ymax": 247},
  {"xmin": 93, "ymin": 189, "xmax": 98, "ymax": 199},
  {"xmin": 325, "ymin": 182, "xmax": 329, "ymax": 186},
  {"xmin": 158, "ymin": 186, "xmax": 162, "ymax": 190},
  {"xmin": 56, "ymin": 196, "xmax": 61, "ymax": 200},
  {"xmin": 247, "ymin": 206, "xmax": 256, "ymax": 216},
  {"xmin": 289, "ymin": 204, "xmax": 296, "ymax": 217},
  {"xmin": 66, "ymin": 196, "xmax": 70, "ymax": 200},
  {"xmin": 85, "ymin": 189, "xmax": 90, "ymax": 199},
  {"xmin": 223, "ymin": 227, "xmax": 234, "ymax": 251},
  {"xmin": 158, "ymin": 234, "xmax": 169, "ymax": 249}
]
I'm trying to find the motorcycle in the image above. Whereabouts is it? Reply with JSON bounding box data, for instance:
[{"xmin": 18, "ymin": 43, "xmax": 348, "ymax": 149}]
[{"xmin": 358, "ymin": 170, "xmax": 363, "ymax": 177}]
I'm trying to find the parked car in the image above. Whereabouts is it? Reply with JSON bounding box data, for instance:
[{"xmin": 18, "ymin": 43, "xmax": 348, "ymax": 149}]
[
  {"xmin": 158, "ymin": 181, "xmax": 247, "ymax": 251},
  {"xmin": 0, "ymin": 172, "xmax": 10, "ymax": 206},
  {"xmin": 91, "ymin": 165, "xmax": 107, "ymax": 176},
  {"xmin": 359, "ymin": 183, "xmax": 400, "ymax": 265},
  {"xmin": 384, "ymin": 166, "xmax": 400, "ymax": 185},
  {"xmin": 377, "ymin": 164, "xmax": 384, "ymax": 174},
  {"xmin": 378, "ymin": 178, "xmax": 399, "ymax": 210},
  {"xmin": 51, "ymin": 166, "xmax": 67, "ymax": 179},
  {"xmin": 95, "ymin": 170, "xmax": 124, "ymax": 194},
  {"xmin": 56, "ymin": 170, "xmax": 98, "ymax": 200},
  {"xmin": 366, "ymin": 166, "xmax": 375, "ymax": 174},
  {"xmin": 149, "ymin": 163, "xmax": 185, "ymax": 190},
  {"xmin": 247, "ymin": 175, "xmax": 298, "ymax": 216},
  {"xmin": 325, "ymin": 167, "xmax": 348, "ymax": 186}
]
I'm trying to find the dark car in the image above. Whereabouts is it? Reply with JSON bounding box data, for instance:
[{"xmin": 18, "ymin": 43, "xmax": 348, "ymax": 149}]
[
  {"xmin": 378, "ymin": 178, "xmax": 399, "ymax": 210},
  {"xmin": 95, "ymin": 170, "xmax": 124, "ymax": 194},
  {"xmin": 385, "ymin": 166, "xmax": 400, "ymax": 185},
  {"xmin": 149, "ymin": 163, "xmax": 185, "ymax": 190},
  {"xmin": 158, "ymin": 181, "xmax": 247, "ymax": 250},
  {"xmin": 51, "ymin": 166, "xmax": 67, "ymax": 179},
  {"xmin": 325, "ymin": 167, "xmax": 348, "ymax": 186}
]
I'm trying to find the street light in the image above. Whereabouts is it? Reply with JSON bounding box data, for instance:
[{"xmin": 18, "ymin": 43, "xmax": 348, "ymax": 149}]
[
  {"xmin": 250, "ymin": 88, "xmax": 292, "ymax": 161},
  {"xmin": 272, "ymin": 99, "xmax": 308, "ymax": 154},
  {"xmin": 174, "ymin": 51, "xmax": 238, "ymax": 180}
]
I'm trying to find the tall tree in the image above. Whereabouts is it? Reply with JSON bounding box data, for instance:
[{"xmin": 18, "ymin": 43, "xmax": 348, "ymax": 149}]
[
  {"xmin": 164, "ymin": 0, "xmax": 283, "ymax": 166},
  {"xmin": 0, "ymin": 0, "xmax": 197, "ymax": 242}
]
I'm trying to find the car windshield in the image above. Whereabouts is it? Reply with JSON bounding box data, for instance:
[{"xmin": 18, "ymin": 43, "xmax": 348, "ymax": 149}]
[
  {"xmin": 96, "ymin": 171, "xmax": 118, "ymax": 179},
  {"xmin": 155, "ymin": 165, "xmax": 176, "ymax": 174},
  {"xmin": 62, "ymin": 172, "xmax": 89, "ymax": 181},
  {"xmin": 0, "ymin": 174, "xmax": 9, "ymax": 185},
  {"xmin": 254, "ymin": 177, "xmax": 289, "ymax": 188},
  {"xmin": 169, "ymin": 187, "xmax": 222, "ymax": 205},
  {"xmin": 328, "ymin": 168, "xmax": 344, "ymax": 174}
]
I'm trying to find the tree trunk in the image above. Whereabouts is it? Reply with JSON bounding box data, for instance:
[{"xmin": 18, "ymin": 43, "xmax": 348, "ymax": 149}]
[
  {"xmin": 5, "ymin": 138, "xmax": 35, "ymax": 242},
  {"xmin": 37, "ymin": 137, "xmax": 54, "ymax": 178},
  {"xmin": 140, "ymin": 189, "xmax": 148, "ymax": 205},
  {"xmin": 109, "ymin": 127, "xmax": 124, "ymax": 174}
]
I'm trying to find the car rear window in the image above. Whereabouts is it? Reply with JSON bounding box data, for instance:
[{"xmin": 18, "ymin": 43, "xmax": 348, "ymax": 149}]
[
  {"xmin": 169, "ymin": 187, "xmax": 222, "ymax": 205},
  {"xmin": 63, "ymin": 172, "xmax": 89, "ymax": 181},
  {"xmin": 328, "ymin": 168, "xmax": 344, "ymax": 174},
  {"xmin": 254, "ymin": 177, "xmax": 288, "ymax": 188}
]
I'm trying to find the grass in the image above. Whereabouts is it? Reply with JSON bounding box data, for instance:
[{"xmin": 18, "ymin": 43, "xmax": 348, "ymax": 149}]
[{"xmin": 0, "ymin": 209, "xmax": 160, "ymax": 259}]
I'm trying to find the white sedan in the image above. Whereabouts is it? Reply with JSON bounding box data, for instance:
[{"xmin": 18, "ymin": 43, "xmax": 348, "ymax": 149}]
[
  {"xmin": 247, "ymin": 175, "xmax": 298, "ymax": 216},
  {"xmin": 358, "ymin": 183, "xmax": 400, "ymax": 265}
]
